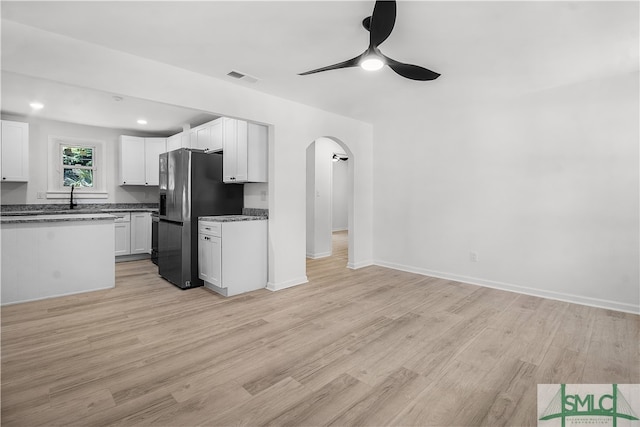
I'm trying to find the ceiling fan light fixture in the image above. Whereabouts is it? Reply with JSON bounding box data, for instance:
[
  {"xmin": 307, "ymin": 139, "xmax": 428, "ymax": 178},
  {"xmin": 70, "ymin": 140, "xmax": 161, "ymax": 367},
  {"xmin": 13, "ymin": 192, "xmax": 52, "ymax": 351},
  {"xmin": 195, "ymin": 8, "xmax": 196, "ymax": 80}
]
[{"xmin": 360, "ymin": 55, "xmax": 384, "ymax": 71}]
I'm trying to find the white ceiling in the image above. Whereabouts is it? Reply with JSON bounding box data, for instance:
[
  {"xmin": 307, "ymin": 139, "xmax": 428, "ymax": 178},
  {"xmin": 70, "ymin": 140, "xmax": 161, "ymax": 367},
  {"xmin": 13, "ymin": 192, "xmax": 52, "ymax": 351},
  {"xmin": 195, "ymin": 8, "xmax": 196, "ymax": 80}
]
[
  {"xmin": 1, "ymin": 72, "xmax": 219, "ymax": 134},
  {"xmin": 1, "ymin": 1, "xmax": 638, "ymax": 128}
]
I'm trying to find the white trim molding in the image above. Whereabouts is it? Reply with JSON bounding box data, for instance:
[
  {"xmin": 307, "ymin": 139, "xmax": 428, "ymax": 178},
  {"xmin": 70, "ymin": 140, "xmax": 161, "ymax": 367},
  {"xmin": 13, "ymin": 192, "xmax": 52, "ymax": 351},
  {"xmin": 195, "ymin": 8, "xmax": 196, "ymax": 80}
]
[
  {"xmin": 47, "ymin": 135, "xmax": 107, "ymax": 198},
  {"xmin": 306, "ymin": 251, "xmax": 332, "ymax": 260},
  {"xmin": 374, "ymin": 260, "xmax": 640, "ymax": 315},
  {"xmin": 347, "ymin": 259, "xmax": 374, "ymax": 270},
  {"xmin": 266, "ymin": 276, "xmax": 308, "ymax": 292}
]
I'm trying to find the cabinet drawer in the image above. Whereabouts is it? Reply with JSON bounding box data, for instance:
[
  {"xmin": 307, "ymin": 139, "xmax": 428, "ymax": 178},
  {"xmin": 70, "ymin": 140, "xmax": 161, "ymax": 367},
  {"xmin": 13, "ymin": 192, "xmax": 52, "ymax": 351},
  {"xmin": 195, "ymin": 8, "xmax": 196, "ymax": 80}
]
[
  {"xmin": 113, "ymin": 212, "xmax": 131, "ymax": 223},
  {"xmin": 199, "ymin": 221, "xmax": 221, "ymax": 237}
]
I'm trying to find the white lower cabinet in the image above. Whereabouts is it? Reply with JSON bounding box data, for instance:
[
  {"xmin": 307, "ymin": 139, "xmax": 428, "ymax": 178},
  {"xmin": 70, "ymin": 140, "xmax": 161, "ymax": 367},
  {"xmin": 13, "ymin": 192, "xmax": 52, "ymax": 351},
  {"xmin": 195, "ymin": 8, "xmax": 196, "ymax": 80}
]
[
  {"xmin": 114, "ymin": 213, "xmax": 131, "ymax": 256},
  {"xmin": 198, "ymin": 218, "xmax": 267, "ymax": 296},
  {"xmin": 113, "ymin": 212, "xmax": 151, "ymax": 257},
  {"xmin": 130, "ymin": 212, "xmax": 151, "ymax": 254},
  {"xmin": 198, "ymin": 230, "xmax": 221, "ymax": 287}
]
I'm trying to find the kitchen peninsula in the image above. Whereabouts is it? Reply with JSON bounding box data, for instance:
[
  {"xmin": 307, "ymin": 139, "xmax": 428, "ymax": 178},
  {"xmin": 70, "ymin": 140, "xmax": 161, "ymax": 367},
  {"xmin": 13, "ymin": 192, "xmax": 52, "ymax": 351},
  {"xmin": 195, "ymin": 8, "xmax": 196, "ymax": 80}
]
[
  {"xmin": 0, "ymin": 203, "xmax": 156, "ymax": 305},
  {"xmin": 1, "ymin": 212, "xmax": 115, "ymax": 304}
]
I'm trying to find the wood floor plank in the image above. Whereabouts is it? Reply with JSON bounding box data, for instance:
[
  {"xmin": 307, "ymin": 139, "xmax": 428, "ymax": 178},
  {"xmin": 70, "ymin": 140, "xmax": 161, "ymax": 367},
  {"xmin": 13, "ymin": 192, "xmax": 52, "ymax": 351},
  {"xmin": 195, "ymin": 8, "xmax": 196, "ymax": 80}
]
[
  {"xmin": 202, "ymin": 376, "xmax": 306, "ymax": 426},
  {"xmin": 329, "ymin": 367, "xmax": 430, "ymax": 426},
  {"xmin": 2, "ymin": 231, "xmax": 638, "ymax": 426},
  {"xmin": 263, "ymin": 373, "xmax": 372, "ymax": 427}
]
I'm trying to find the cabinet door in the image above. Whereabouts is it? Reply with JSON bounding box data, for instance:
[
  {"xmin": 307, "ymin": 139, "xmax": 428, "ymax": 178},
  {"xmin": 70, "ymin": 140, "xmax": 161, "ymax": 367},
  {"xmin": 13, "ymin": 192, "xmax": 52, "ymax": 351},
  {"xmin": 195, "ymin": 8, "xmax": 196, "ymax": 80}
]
[
  {"xmin": 114, "ymin": 222, "xmax": 131, "ymax": 256},
  {"xmin": 198, "ymin": 233, "xmax": 212, "ymax": 282},
  {"xmin": 130, "ymin": 212, "xmax": 151, "ymax": 254},
  {"xmin": 192, "ymin": 126, "xmax": 212, "ymax": 151},
  {"xmin": 222, "ymin": 118, "xmax": 237, "ymax": 183},
  {"xmin": 1, "ymin": 120, "xmax": 29, "ymax": 182},
  {"xmin": 119, "ymin": 136, "xmax": 145, "ymax": 185},
  {"xmin": 234, "ymin": 120, "xmax": 249, "ymax": 182},
  {"xmin": 144, "ymin": 138, "xmax": 166, "ymax": 186},
  {"xmin": 166, "ymin": 133, "xmax": 183, "ymax": 152},
  {"xmin": 209, "ymin": 119, "xmax": 223, "ymax": 152}
]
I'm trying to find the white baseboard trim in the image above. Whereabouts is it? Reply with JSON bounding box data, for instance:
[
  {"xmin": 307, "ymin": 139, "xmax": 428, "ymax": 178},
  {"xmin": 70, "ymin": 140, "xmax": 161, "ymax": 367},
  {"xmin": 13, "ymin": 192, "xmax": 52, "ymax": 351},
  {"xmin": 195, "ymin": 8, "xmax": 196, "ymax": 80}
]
[
  {"xmin": 1, "ymin": 285, "xmax": 114, "ymax": 306},
  {"xmin": 332, "ymin": 228, "xmax": 348, "ymax": 232},
  {"xmin": 374, "ymin": 260, "xmax": 640, "ymax": 315},
  {"xmin": 266, "ymin": 276, "xmax": 309, "ymax": 292},
  {"xmin": 306, "ymin": 251, "xmax": 332, "ymax": 260},
  {"xmin": 347, "ymin": 259, "xmax": 374, "ymax": 270}
]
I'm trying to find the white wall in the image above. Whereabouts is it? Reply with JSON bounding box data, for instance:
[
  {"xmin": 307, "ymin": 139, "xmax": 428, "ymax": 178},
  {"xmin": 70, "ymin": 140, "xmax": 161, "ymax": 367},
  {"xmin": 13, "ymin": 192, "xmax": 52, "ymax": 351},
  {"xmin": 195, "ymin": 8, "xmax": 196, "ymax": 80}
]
[
  {"xmin": 373, "ymin": 71, "xmax": 639, "ymax": 313},
  {"xmin": 1, "ymin": 20, "xmax": 375, "ymax": 291},
  {"xmin": 306, "ymin": 137, "xmax": 345, "ymax": 258},
  {"xmin": 305, "ymin": 144, "xmax": 315, "ymax": 257},
  {"xmin": 0, "ymin": 114, "xmax": 160, "ymax": 205},
  {"xmin": 332, "ymin": 158, "xmax": 348, "ymax": 231}
]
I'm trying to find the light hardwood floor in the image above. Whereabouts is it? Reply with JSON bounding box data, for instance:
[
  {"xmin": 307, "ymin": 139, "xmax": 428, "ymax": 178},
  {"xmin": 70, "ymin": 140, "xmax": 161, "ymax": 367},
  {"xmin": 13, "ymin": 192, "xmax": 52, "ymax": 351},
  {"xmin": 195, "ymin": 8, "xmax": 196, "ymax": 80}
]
[{"xmin": 2, "ymin": 230, "xmax": 639, "ymax": 426}]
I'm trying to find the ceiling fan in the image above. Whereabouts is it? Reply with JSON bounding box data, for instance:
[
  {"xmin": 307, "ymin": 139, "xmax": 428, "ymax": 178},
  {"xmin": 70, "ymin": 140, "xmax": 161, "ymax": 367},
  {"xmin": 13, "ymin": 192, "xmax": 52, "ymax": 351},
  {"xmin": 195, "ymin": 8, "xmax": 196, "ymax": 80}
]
[{"xmin": 299, "ymin": 0, "xmax": 440, "ymax": 81}]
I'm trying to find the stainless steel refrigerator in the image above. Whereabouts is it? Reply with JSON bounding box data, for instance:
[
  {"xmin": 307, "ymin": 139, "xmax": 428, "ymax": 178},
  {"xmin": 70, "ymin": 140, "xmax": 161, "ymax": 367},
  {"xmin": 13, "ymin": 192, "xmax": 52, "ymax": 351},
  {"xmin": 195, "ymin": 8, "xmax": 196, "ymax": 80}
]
[{"xmin": 158, "ymin": 148, "xmax": 243, "ymax": 289}]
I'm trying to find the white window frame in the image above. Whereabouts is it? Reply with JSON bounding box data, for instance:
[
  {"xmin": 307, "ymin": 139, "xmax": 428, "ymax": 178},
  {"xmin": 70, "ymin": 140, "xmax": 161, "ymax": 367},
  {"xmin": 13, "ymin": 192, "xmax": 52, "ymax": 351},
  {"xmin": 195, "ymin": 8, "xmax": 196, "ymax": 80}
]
[{"xmin": 47, "ymin": 136, "xmax": 107, "ymax": 199}]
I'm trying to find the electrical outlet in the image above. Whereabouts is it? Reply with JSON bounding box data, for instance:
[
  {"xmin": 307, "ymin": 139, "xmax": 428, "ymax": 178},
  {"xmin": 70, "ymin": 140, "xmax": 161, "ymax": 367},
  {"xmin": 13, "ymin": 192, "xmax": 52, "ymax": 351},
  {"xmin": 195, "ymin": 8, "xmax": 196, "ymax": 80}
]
[
  {"xmin": 470, "ymin": 251, "xmax": 479, "ymax": 262},
  {"xmin": 260, "ymin": 190, "xmax": 267, "ymax": 201},
  {"xmin": 36, "ymin": 192, "xmax": 46, "ymax": 199}
]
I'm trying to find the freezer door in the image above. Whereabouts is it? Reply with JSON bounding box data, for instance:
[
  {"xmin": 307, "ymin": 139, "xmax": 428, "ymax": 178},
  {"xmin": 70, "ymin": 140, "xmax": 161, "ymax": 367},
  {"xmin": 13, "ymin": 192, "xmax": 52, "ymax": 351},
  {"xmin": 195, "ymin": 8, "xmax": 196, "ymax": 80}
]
[{"xmin": 158, "ymin": 220, "xmax": 192, "ymax": 288}]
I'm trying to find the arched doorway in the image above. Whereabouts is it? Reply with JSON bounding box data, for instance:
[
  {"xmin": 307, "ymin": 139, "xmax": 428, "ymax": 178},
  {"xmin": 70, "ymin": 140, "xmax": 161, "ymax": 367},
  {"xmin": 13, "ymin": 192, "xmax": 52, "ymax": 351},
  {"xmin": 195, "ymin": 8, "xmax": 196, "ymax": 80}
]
[{"xmin": 305, "ymin": 137, "xmax": 354, "ymax": 271}]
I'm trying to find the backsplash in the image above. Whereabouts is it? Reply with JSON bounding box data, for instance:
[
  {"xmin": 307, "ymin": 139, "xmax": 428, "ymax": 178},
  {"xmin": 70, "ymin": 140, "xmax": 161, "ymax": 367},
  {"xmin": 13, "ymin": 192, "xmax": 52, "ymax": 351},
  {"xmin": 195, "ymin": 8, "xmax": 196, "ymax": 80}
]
[{"xmin": 242, "ymin": 208, "xmax": 269, "ymax": 218}]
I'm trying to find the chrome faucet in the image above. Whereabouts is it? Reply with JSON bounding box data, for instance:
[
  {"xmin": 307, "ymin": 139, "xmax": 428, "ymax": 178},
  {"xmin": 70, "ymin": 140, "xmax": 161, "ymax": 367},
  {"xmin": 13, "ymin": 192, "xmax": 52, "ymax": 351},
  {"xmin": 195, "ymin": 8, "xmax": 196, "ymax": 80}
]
[{"xmin": 70, "ymin": 185, "xmax": 78, "ymax": 209}]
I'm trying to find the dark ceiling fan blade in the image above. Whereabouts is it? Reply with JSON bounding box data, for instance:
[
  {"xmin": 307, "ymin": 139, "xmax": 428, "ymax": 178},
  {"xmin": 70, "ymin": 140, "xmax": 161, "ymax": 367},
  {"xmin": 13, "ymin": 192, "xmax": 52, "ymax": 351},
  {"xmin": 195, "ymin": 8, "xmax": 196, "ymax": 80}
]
[
  {"xmin": 298, "ymin": 53, "xmax": 364, "ymax": 76},
  {"xmin": 369, "ymin": 0, "xmax": 396, "ymax": 47},
  {"xmin": 382, "ymin": 54, "xmax": 440, "ymax": 81}
]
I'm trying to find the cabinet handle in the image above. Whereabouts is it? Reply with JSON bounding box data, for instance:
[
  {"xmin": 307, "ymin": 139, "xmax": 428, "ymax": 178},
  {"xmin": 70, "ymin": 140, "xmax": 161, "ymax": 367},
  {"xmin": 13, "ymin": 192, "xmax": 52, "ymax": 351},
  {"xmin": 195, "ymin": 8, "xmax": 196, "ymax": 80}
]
[{"xmin": 2, "ymin": 177, "xmax": 5, "ymax": 180}]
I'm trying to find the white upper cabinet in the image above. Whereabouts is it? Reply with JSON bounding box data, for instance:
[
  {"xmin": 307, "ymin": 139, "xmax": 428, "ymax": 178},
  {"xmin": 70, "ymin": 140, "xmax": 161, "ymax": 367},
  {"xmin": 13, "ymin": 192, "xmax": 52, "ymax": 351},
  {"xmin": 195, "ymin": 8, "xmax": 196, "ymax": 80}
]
[
  {"xmin": 223, "ymin": 118, "xmax": 267, "ymax": 183},
  {"xmin": 119, "ymin": 136, "xmax": 166, "ymax": 186},
  {"xmin": 1, "ymin": 120, "xmax": 29, "ymax": 182},
  {"xmin": 119, "ymin": 136, "xmax": 145, "ymax": 185},
  {"xmin": 144, "ymin": 138, "xmax": 166, "ymax": 186},
  {"xmin": 190, "ymin": 118, "xmax": 223, "ymax": 152},
  {"xmin": 210, "ymin": 119, "xmax": 224, "ymax": 152},
  {"xmin": 166, "ymin": 132, "xmax": 186, "ymax": 152}
]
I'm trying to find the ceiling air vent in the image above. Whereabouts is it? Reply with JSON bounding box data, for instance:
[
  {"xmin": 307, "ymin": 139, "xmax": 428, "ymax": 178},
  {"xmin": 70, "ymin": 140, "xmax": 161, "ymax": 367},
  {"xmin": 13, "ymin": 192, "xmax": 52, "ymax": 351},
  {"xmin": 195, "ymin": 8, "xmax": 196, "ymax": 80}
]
[
  {"xmin": 227, "ymin": 71, "xmax": 245, "ymax": 79},
  {"xmin": 226, "ymin": 70, "xmax": 259, "ymax": 83}
]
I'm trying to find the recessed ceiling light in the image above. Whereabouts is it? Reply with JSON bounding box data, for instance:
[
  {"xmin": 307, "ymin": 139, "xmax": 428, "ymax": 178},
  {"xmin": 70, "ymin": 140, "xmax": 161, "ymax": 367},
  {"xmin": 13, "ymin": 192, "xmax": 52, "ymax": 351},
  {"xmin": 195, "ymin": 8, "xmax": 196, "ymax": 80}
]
[
  {"xmin": 137, "ymin": 119, "xmax": 147, "ymax": 125},
  {"xmin": 29, "ymin": 102, "xmax": 44, "ymax": 110}
]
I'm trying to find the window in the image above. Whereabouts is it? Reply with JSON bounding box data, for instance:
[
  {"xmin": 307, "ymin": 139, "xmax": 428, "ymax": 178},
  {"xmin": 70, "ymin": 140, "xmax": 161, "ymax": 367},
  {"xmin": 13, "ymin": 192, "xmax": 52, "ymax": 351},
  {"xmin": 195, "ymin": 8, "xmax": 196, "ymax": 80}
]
[
  {"xmin": 62, "ymin": 145, "xmax": 95, "ymax": 187},
  {"xmin": 47, "ymin": 136, "xmax": 107, "ymax": 199}
]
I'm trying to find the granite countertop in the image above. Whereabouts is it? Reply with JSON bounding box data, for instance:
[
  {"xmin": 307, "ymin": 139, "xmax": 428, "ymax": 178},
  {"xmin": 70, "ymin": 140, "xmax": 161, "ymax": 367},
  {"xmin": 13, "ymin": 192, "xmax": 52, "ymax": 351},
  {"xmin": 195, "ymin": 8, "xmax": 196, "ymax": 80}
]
[
  {"xmin": 1, "ymin": 203, "xmax": 158, "ymax": 224},
  {"xmin": 1, "ymin": 213, "xmax": 117, "ymax": 224},
  {"xmin": 199, "ymin": 215, "xmax": 267, "ymax": 223}
]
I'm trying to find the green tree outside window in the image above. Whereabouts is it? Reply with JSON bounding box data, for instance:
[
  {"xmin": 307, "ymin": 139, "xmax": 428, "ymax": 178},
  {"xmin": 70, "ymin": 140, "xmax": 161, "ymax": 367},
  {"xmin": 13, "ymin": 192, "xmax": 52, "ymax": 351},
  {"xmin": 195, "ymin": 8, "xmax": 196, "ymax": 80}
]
[{"xmin": 62, "ymin": 146, "xmax": 95, "ymax": 187}]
